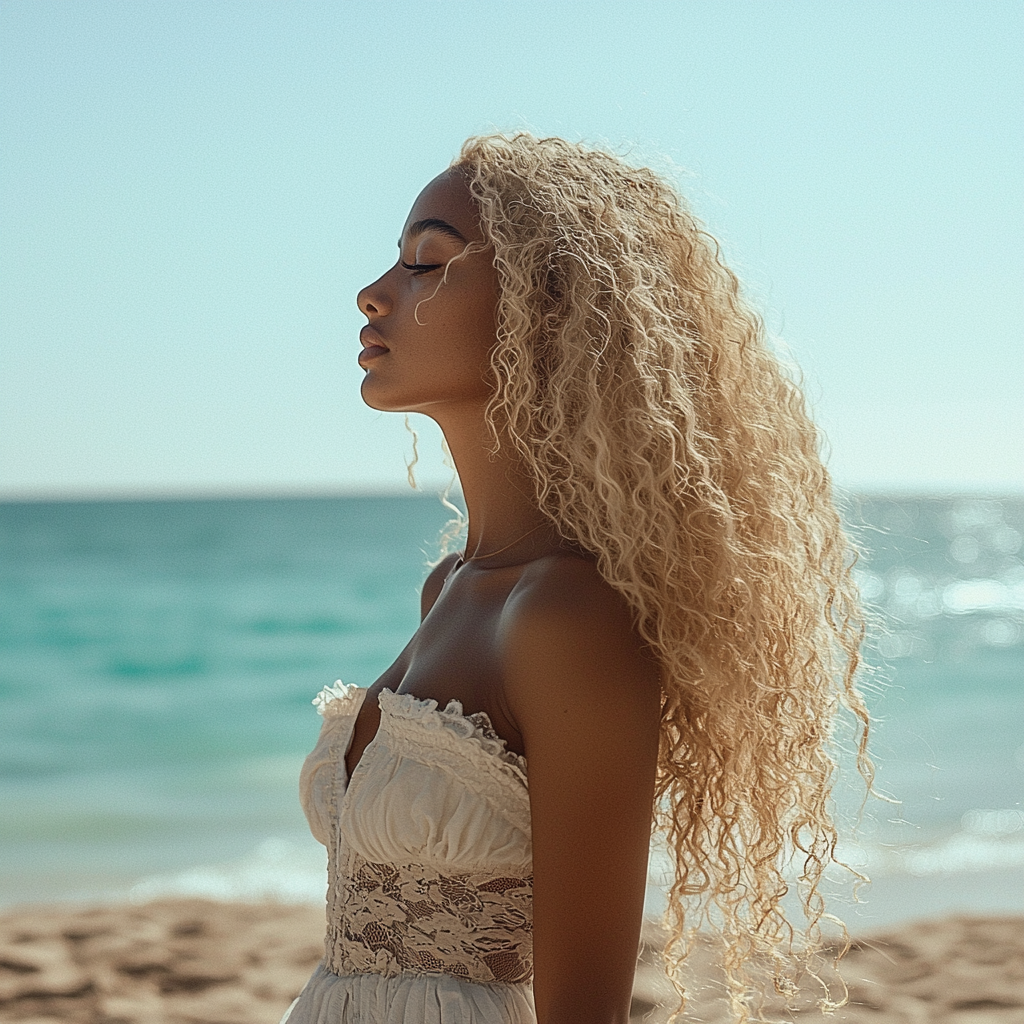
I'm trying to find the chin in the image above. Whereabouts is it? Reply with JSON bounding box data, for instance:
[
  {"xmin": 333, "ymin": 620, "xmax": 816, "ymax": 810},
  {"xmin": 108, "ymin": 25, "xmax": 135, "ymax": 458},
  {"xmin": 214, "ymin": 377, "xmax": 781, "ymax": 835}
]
[
  {"xmin": 359, "ymin": 372, "xmax": 490, "ymax": 417},
  {"xmin": 359, "ymin": 375, "xmax": 392, "ymax": 412},
  {"xmin": 360, "ymin": 375, "xmax": 427, "ymax": 415}
]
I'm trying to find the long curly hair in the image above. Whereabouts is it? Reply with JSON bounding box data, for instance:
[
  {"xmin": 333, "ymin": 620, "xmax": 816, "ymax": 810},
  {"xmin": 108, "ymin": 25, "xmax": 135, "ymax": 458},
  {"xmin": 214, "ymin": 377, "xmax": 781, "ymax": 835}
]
[{"xmin": 451, "ymin": 133, "xmax": 873, "ymax": 1021}]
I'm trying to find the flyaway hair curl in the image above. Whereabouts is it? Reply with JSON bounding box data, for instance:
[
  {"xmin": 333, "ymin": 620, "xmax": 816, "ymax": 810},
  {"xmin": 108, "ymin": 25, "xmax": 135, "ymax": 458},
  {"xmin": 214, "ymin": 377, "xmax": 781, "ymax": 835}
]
[{"xmin": 453, "ymin": 134, "xmax": 874, "ymax": 1022}]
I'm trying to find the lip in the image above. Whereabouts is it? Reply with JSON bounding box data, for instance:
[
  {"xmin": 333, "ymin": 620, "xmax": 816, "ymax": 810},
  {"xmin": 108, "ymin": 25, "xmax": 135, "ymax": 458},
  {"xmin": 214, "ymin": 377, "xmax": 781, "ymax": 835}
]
[{"xmin": 358, "ymin": 325, "xmax": 390, "ymax": 365}]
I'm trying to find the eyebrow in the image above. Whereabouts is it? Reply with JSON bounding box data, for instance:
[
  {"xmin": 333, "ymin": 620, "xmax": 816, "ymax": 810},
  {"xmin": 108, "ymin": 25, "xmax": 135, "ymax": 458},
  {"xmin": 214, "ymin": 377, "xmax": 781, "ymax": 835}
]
[{"xmin": 399, "ymin": 218, "xmax": 468, "ymax": 246}]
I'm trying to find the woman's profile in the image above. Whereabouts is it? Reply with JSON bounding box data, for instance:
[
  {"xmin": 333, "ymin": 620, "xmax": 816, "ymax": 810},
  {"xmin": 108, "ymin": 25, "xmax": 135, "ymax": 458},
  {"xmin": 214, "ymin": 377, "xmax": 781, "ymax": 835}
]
[{"xmin": 284, "ymin": 134, "xmax": 872, "ymax": 1024}]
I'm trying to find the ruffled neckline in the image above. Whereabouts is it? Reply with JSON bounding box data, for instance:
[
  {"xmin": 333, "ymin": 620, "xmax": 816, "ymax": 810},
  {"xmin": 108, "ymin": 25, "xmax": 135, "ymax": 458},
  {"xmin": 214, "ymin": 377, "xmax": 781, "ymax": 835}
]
[
  {"xmin": 312, "ymin": 681, "xmax": 527, "ymax": 776},
  {"xmin": 313, "ymin": 680, "xmax": 366, "ymax": 718},
  {"xmin": 378, "ymin": 687, "xmax": 528, "ymax": 774}
]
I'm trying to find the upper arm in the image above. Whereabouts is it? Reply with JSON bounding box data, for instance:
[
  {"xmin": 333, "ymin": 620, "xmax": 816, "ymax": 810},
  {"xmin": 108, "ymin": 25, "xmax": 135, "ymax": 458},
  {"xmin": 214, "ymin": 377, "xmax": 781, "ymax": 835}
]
[
  {"xmin": 501, "ymin": 561, "xmax": 662, "ymax": 1024},
  {"xmin": 420, "ymin": 553, "xmax": 461, "ymax": 621}
]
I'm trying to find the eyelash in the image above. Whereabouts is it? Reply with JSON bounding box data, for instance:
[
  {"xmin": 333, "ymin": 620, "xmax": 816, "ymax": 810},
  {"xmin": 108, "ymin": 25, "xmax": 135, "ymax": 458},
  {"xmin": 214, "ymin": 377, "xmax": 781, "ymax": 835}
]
[{"xmin": 400, "ymin": 260, "xmax": 443, "ymax": 275}]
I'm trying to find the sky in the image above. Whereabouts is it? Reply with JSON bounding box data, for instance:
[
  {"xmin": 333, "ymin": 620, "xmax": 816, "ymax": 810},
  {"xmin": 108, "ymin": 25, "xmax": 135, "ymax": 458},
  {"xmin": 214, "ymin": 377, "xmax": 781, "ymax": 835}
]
[{"xmin": 1, "ymin": 0, "xmax": 1022, "ymax": 499}]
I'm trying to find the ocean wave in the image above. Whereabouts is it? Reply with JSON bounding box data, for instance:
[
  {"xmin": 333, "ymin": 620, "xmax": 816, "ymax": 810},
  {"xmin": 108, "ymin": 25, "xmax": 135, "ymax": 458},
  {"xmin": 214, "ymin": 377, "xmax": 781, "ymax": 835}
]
[
  {"xmin": 128, "ymin": 837, "xmax": 327, "ymax": 904},
  {"xmin": 837, "ymin": 810, "xmax": 1024, "ymax": 879},
  {"xmin": 898, "ymin": 833, "xmax": 1024, "ymax": 877},
  {"xmin": 943, "ymin": 579, "xmax": 1024, "ymax": 616}
]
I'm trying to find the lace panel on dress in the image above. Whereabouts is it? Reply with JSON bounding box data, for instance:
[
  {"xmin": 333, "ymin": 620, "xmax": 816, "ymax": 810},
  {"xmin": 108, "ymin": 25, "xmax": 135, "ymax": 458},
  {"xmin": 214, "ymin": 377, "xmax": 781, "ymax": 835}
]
[{"xmin": 326, "ymin": 853, "xmax": 533, "ymax": 985}]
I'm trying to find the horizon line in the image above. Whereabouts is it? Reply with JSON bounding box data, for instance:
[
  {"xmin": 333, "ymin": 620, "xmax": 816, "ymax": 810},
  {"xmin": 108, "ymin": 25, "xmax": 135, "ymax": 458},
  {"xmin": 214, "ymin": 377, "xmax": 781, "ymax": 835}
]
[{"xmin": 2, "ymin": 481, "xmax": 1023, "ymax": 505}]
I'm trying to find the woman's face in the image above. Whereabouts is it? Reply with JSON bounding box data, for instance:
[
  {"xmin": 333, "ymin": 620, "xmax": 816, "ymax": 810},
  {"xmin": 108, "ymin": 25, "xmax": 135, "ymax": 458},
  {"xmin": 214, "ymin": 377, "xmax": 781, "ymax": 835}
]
[{"xmin": 356, "ymin": 169, "xmax": 499, "ymax": 417}]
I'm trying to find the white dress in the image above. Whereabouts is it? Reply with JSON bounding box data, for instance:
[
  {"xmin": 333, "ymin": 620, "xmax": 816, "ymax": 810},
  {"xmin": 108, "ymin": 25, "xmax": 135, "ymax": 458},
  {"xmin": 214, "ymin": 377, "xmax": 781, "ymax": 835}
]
[{"xmin": 283, "ymin": 682, "xmax": 537, "ymax": 1024}]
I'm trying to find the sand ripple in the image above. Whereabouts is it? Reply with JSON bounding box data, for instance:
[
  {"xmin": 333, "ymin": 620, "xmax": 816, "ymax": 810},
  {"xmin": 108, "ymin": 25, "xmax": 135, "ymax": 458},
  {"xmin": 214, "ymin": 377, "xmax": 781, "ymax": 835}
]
[{"xmin": 1, "ymin": 901, "xmax": 1022, "ymax": 1023}]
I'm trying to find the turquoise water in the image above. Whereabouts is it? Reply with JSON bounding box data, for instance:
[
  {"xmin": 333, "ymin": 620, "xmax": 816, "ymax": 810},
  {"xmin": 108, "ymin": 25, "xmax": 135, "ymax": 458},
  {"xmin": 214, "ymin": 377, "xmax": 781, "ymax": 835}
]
[{"xmin": 1, "ymin": 494, "xmax": 1022, "ymax": 926}]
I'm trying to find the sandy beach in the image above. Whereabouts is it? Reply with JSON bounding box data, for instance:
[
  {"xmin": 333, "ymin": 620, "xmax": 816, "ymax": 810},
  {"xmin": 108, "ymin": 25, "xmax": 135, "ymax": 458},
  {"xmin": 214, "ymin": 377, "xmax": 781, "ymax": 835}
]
[{"xmin": 1, "ymin": 900, "xmax": 1022, "ymax": 1023}]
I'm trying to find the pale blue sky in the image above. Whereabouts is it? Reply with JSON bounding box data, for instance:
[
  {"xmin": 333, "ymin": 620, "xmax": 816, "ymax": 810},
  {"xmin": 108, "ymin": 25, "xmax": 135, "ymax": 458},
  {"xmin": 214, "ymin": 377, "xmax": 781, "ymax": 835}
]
[{"xmin": 2, "ymin": 0, "xmax": 1021, "ymax": 498}]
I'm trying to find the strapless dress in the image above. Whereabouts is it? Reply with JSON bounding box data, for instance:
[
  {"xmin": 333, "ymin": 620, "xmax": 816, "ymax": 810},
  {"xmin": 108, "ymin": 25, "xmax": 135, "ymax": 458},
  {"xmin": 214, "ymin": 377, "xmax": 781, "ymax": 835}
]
[{"xmin": 281, "ymin": 682, "xmax": 536, "ymax": 1024}]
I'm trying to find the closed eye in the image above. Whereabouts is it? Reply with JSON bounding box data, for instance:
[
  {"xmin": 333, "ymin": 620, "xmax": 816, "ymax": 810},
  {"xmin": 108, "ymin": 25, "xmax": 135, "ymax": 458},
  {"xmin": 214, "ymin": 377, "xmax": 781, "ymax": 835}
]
[{"xmin": 401, "ymin": 260, "xmax": 443, "ymax": 274}]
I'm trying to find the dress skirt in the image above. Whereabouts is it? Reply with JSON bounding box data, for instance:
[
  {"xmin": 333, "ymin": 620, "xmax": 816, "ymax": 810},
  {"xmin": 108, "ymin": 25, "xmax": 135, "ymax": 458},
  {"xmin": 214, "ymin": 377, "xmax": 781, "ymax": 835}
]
[{"xmin": 281, "ymin": 962, "xmax": 536, "ymax": 1024}]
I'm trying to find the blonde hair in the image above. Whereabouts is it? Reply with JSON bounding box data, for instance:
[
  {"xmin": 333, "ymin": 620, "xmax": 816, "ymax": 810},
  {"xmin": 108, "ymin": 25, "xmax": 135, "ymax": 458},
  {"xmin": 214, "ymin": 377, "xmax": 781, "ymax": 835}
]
[{"xmin": 453, "ymin": 134, "xmax": 873, "ymax": 1021}]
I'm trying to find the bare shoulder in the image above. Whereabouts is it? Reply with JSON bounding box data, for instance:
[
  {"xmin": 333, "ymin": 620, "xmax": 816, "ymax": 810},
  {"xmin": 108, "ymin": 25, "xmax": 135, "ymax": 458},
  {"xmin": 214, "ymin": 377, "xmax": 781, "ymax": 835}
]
[
  {"xmin": 499, "ymin": 553, "xmax": 661, "ymax": 729},
  {"xmin": 420, "ymin": 552, "xmax": 462, "ymax": 620},
  {"xmin": 503, "ymin": 552, "xmax": 638, "ymax": 646}
]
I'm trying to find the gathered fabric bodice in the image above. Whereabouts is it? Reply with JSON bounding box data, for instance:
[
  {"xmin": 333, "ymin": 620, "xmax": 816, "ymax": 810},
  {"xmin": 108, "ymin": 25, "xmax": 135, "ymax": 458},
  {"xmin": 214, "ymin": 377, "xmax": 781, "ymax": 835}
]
[{"xmin": 284, "ymin": 682, "xmax": 536, "ymax": 1024}]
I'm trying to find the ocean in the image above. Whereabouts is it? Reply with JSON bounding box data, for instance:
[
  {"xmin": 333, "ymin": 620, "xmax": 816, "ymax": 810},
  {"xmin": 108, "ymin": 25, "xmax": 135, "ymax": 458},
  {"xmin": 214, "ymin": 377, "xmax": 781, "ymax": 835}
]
[{"xmin": 1, "ymin": 494, "xmax": 1022, "ymax": 931}]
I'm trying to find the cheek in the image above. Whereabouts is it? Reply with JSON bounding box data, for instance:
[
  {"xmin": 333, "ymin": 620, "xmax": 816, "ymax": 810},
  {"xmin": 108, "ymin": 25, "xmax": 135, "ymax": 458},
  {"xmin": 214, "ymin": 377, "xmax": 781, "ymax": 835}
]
[
  {"xmin": 427, "ymin": 281, "xmax": 496, "ymax": 354},
  {"xmin": 448, "ymin": 274, "xmax": 498, "ymax": 343},
  {"xmin": 449, "ymin": 312, "xmax": 497, "ymax": 383},
  {"xmin": 427, "ymin": 326, "xmax": 494, "ymax": 391}
]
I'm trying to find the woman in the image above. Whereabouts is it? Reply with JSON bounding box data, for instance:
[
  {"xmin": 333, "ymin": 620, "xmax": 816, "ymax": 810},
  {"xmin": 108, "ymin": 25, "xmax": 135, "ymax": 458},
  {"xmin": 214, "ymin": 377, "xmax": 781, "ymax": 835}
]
[{"xmin": 287, "ymin": 134, "xmax": 871, "ymax": 1024}]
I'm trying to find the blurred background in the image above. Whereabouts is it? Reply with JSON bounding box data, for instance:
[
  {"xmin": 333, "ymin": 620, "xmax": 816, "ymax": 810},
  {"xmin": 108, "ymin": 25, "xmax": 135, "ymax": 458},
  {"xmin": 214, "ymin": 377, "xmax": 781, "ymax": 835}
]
[{"xmin": 1, "ymin": 1, "xmax": 1022, "ymax": 932}]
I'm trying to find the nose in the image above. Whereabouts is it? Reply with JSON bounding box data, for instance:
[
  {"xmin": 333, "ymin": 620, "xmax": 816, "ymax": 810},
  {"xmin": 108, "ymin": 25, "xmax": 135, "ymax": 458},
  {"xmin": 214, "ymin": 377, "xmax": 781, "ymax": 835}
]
[{"xmin": 357, "ymin": 273, "xmax": 391, "ymax": 318}]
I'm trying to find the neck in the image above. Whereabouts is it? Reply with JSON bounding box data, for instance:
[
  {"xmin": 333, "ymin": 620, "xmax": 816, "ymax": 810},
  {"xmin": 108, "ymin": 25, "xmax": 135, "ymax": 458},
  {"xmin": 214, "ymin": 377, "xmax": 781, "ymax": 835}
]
[{"xmin": 434, "ymin": 411, "xmax": 551, "ymax": 560}]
